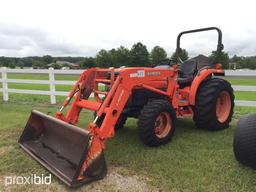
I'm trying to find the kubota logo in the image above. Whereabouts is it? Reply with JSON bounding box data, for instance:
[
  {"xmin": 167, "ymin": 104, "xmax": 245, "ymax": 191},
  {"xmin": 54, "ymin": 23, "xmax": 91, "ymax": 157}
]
[{"xmin": 129, "ymin": 70, "xmax": 145, "ymax": 78}]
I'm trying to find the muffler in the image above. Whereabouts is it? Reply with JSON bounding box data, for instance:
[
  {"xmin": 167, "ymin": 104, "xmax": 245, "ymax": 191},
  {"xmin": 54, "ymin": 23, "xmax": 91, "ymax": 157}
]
[{"xmin": 19, "ymin": 110, "xmax": 107, "ymax": 187}]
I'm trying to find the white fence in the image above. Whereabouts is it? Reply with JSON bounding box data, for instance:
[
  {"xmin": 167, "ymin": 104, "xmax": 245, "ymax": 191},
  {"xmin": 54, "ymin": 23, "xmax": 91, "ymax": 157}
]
[
  {"xmin": 0, "ymin": 67, "xmax": 256, "ymax": 106},
  {"xmin": 0, "ymin": 67, "xmax": 82, "ymax": 104}
]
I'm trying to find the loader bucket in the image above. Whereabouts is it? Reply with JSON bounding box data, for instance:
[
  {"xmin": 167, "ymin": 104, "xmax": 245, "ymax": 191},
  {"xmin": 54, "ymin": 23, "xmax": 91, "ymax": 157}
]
[{"xmin": 19, "ymin": 110, "xmax": 107, "ymax": 187}]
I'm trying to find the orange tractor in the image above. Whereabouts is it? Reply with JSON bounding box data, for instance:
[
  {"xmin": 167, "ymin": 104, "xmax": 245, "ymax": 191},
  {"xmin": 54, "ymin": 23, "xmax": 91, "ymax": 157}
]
[{"xmin": 19, "ymin": 27, "xmax": 234, "ymax": 187}]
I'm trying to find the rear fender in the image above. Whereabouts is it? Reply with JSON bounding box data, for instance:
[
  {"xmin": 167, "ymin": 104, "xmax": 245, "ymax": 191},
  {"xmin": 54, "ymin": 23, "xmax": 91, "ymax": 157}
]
[{"xmin": 189, "ymin": 68, "xmax": 224, "ymax": 105}]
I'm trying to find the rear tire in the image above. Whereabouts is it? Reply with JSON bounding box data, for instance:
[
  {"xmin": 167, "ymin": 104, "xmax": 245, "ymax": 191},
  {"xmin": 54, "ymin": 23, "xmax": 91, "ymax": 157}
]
[
  {"xmin": 193, "ymin": 78, "xmax": 234, "ymax": 130},
  {"xmin": 234, "ymin": 114, "xmax": 256, "ymax": 169},
  {"xmin": 138, "ymin": 99, "xmax": 176, "ymax": 147}
]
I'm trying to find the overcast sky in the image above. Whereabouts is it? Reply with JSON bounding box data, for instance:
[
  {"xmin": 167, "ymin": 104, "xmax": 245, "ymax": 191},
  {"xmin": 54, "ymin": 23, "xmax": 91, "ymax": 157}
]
[{"xmin": 0, "ymin": 0, "xmax": 255, "ymax": 57}]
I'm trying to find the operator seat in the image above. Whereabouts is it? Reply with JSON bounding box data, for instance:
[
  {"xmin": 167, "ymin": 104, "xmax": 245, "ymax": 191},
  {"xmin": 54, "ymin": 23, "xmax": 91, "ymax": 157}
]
[{"xmin": 178, "ymin": 59, "xmax": 198, "ymax": 88}]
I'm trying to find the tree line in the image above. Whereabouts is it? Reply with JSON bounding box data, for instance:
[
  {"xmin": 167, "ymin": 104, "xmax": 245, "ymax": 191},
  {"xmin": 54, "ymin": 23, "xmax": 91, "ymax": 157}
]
[{"xmin": 0, "ymin": 42, "xmax": 255, "ymax": 69}]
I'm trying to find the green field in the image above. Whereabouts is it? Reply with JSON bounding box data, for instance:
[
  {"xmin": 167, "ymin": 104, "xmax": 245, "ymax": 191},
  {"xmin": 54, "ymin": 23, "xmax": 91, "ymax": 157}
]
[
  {"xmin": 1, "ymin": 97, "xmax": 256, "ymax": 191},
  {"xmin": 225, "ymin": 76, "xmax": 256, "ymax": 86},
  {"xmin": 0, "ymin": 74, "xmax": 256, "ymax": 191}
]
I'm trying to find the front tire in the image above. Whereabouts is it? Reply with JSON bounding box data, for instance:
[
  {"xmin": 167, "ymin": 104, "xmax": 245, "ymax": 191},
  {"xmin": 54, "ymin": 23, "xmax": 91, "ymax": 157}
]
[
  {"xmin": 138, "ymin": 99, "xmax": 176, "ymax": 147},
  {"xmin": 193, "ymin": 78, "xmax": 234, "ymax": 130},
  {"xmin": 94, "ymin": 113, "xmax": 127, "ymax": 130},
  {"xmin": 115, "ymin": 115, "xmax": 127, "ymax": 130}
]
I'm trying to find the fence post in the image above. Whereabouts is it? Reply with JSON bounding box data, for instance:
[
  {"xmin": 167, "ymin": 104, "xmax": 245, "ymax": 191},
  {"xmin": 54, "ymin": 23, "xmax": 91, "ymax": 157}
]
[
  {"xmin": 1, "ymin": 67, "xmax": 9, "ymax": 102},
  {"xmin": 49, "ymin": 67, "xmax": 56, "ymax": 104}
]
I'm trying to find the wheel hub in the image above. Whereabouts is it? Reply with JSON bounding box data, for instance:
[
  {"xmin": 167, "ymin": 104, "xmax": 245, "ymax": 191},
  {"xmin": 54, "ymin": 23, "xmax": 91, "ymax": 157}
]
[
  {"xmin": 216, "ymin": 91, "xmax": 231, "ymax": 123},
  {"xmin": 154, "ymin": 112, "xmax": 172, "ymax": 138}
]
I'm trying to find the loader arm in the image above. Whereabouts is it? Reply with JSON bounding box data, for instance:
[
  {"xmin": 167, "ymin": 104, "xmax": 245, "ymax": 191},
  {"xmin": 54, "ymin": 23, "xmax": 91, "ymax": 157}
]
[
  {"xmin": 58, "ymin": 67, "xmax": 177, "ymax": 139},
  {"xmin": 56, "ymin": 67, "xmax": 177, "ymax": 181}
]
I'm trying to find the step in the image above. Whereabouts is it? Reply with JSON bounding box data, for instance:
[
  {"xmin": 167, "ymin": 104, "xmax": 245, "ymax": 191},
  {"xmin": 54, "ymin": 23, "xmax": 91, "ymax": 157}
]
[
  {"xmin": 94, "ymin": 90, "xmax": 108, "ymax": 95},
  {"xmin": 95, "ymin": 79, "xmax": 111, "ymax": 83},
  {"xmin": 76, "ymin": 100, "xmax": 101, "ymax": 111}
]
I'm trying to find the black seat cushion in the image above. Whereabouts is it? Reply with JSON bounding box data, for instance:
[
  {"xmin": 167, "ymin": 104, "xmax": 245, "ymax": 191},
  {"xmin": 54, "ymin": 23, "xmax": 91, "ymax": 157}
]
[
  {"xmin": 178, "ymin": 77, "xmax": 193, "ymax": 85},
  {"xmin": 178, "ymin": 59, "xmax": 198, "ymax": 87}
]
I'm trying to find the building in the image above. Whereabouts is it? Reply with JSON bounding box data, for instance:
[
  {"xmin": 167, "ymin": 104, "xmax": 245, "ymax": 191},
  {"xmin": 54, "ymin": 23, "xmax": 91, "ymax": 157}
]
[
  {"xmin": 191, "ymin": 54, "xmax": 210, "ymax": 69},
  {"xmin": 48, "ymin": 60, "xmax": 80, "ymax": 69}
]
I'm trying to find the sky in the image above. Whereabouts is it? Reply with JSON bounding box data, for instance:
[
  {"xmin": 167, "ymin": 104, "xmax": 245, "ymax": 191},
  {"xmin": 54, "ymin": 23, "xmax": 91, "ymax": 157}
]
[{"xmin": 0, "ymin": 0, "xmax": 255, "ymax": 57}]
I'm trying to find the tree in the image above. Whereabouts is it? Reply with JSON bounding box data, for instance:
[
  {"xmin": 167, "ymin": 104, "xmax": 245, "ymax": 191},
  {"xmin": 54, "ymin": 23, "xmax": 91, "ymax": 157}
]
[
  {"xmin": 82, "ymin": 57, "xmax": 96, "ymax": 68},
  {"xmin": 150, "ymin": 46, "xmax": 167, "ymax": 65},
  {"xmin": 22, "ymin": 57, "xmax": 34, "ymax": 67},
  {"xmin": 229, "ymin": 55, "xmax": 242, "ymax": 69},
  {"xmin": 171, "ymin": 49, "xmax": 189, "ymax": 63},
  {"xmin": 95, "ymin": 49, "xmax": 112, "ymax": 67},
  {"xmin": 42, "ymin": 55, "xmax": 53, "ymax": 64},
  {"xmin": 9, "ymin": 63, "xmax": 16, "ymax": 69},
  {"xmin": 130, "ymin": 42, "xmax": 150, "ymax": 67},
  {"xmin": 0, "ymin": 56, "xmax": 10, "ymax": 67},
  {"xmin": 52, "ymin": 63, "xmax": 61, "ymax": 69},
  {"xmin": 209, "ymin": 51, "xmax": 229, "ymax": 69},
  {"xmin": 109, "ymin": 49, "xmax": 118, "ymax": 67},
  {"xmin": 230, "ymin": 55, "xmax": 240, "ymax": 63},
  {"xmin": 32, "ymin": 60, "xmax": 44, "ymax": 69},
  {"xmin": 116, "ymin": 46, "xmax": 131, "ymax": 67},
  {"xmin": 17, "ymin": 59, "xmax": 24, "ymax": 69},
  {"xmin": 239, "ymin": 56, "xmax": 256, "ymax": 69},
  {"xmin": 109, "ymin": 46, "xmax": 131, "ymax": 67}
]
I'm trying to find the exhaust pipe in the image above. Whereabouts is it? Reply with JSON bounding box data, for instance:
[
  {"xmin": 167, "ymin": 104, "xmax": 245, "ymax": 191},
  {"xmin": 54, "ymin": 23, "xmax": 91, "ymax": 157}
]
[{"xmin": 19, "ymin": 110, "xmax": 107, "ymax": 187}]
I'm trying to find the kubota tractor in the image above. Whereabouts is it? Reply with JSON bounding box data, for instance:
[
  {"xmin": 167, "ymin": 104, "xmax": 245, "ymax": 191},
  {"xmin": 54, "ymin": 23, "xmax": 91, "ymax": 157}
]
[{"xmin": 19, "ymin": 27, "xmax": 234, "ymax": 187}]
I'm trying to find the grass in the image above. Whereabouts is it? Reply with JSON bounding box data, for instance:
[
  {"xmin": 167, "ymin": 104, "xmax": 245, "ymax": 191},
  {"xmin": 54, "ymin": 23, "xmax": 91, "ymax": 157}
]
[
  {"xmin": 0, "ymin": 73, "xmax": 256, "ymax": 191},
  {"xmin": 224, "ymin": 76, "xmax": 256, "ymax": 86},
  {"xmin": 235, "ymin": 91, "xmax": 256, "ymax": 101},
  {"xmin": 1, "ymin": 95, "xmax": 256, "ymax": 191},
  {"xmin": 7, "ymin": 83, "xmax": 73, "ymax": 92},
  {"xmin": 223, "ymin": 77, "xmax": 256, "ymax": 101},
  {"xmin": 6, "ymin": 73, "xmax": 78, "ymax": 81}
]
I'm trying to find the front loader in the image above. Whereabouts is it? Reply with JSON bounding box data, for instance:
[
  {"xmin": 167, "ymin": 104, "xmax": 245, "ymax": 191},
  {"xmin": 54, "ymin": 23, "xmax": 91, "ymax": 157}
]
[{"xmin": 19, "ymin": 27, "xmax": 235, "ymax": 187}]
